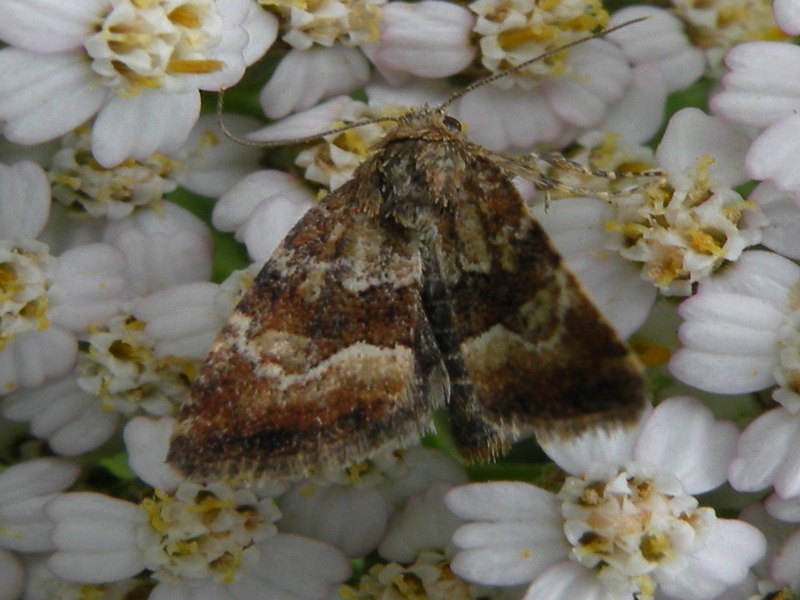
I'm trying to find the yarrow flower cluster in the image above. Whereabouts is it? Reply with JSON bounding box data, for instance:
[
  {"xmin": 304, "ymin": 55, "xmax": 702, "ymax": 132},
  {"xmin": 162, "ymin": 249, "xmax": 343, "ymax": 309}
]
[{"xmin": 0, "ymin": 0, "xmax": 799, "ymax": 598}]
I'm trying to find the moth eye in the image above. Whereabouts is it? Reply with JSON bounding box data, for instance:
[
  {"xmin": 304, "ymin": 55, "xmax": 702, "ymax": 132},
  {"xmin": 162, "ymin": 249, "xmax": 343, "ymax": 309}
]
[{"xmin": 443, "ymin": 115, "xmax": 462, "ymax": 132}]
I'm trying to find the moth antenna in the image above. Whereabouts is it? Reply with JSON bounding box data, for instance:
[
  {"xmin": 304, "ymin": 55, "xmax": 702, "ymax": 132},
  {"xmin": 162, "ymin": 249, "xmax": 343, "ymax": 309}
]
[
  {"xmin": 438, "ymin": 16, "xmax": 648, "ymax": 111},
  {"xmin": 215, "ymin": 89, "xmax": 404, "ymax": 147}
]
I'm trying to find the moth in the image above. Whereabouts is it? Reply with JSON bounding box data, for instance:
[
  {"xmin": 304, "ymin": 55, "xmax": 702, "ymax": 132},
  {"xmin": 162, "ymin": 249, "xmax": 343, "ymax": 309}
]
[{"xmin": 168, "ymin": 21, "xmax": 650, "ymax": 483}]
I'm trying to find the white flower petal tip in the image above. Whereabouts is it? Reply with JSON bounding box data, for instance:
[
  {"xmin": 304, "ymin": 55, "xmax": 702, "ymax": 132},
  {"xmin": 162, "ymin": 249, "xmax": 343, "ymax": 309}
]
[
  {"xmin": 0, "ymin": 327, "xmax": 78, "ymax": 393},
  {"xmin": 2, "ymin": 375, "xmax": 118, "ymax": 456},
  {"xmin": 46, "ymin": 492, "xmax": 146, "ymax": 584},
  {"xmin": 132, "ymin": 282, "xmax": 222, "ymax": 360},
  {"xmin": 657, "ymin": 108, "xmax": 750, "ymax": 188},
  {"xmin": 0, "ymin": 160, "xmax": 51, "ymax": 240},
  {"xmin": 378, "ymin": 481, "xmax": 464, "ymax": 563},
  {"xmin": 635, "ymin": 396, "xmax": 738, "ymax": 494},
  {"xmin": 103, "ymin": 203, "xmax": 213, "ymax": 296},
  {"xmin": 48, "ymin": 243, "xmax": 127, "ymax": 331},
  {"xmin": 671, "ymin": 250, "xmax": 800, "ymax": 397},
  {"xmin": 608, "ymin": 6, "xmax": 704, "ymax": 92},
  {"xmin": 729, "ymin": 407, "xmax": 800, "ymax": 497},
  {"xmin": 260, "ymin": 46, "xmax": 370, "ymax": 119},
  {"xmin": 123, "ymin": 417, "xmax": 182, "ymax": 491},
  {"xmin": 367, "ymin": 1, "xmax": 476, "ymax": 81},
  {"xmin": 0, "ymin": 458, "xmax": 80, "ymax": 551},
  {"xmin": 213, "ymin": 170, "xmax": 316, "ymax": 262}
]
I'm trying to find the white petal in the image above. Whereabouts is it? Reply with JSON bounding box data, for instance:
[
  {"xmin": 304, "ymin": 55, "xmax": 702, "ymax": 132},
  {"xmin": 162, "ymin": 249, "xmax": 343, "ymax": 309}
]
[
  {"xmin": 765, "ymin": 493, "xmax": 800, "ymax": 523},
  {"xmin": 369, "ymin": 0, "xmax": 475, "ymax": 78},
  {"xmin": 124, "ymin": 417, "xmax": 182, "ymax": 491},
  {"xmin": 772, "ymin": 530, "xmax": 800, "ymax": 589},
  {"xmin": 0, "ymin": 327, "xmax": 77, "ymax": 393},
  {"xmin": 0, "ymin": 0, "xmax": 105, "ymax": 52},
  {"xmin": 3, "ymin": 374, "xmax": 116, "ymax": 456},
  {"xmin": 0, "ymin": 161, "xmax": 50, "ymax": 239},
  {"xmin": 103, "ymin": 203, "xmax": 212, "ymax": 296},
  {"xmin": 774, "ymin": 0, "xmax": 800, "ymax": 34},
  {"xmin": 700, "ymin": 250, "xmax": 800, "ymax": 307},
  {"xmin": 657, "ymin": 108, "xmax": 750, "ymax": 187},
  {"xmin": 774, "ymin": 429, "xmax": 800, "ymax": 498},
  {"xmin": 47, "ymin": 405, "xmax": 117, "ymax": 457},
  {"xmin": 0, "ymin": 458, "xmax": 78, "ymax": 505},
  {"xmin": 47, "ymin": 549, "xmax": 145, "ymax": 584},
  {"xmin": 132, "ymin": 283, "xmax": 221, "ymax": 359},
  {"xmin": 545, "ymin": 40, "xmax": 630, "ymax": 128},
  {"xmin": 241, "ymin": 3, "xmax": 279, "ymax": 66},
  {"xmin": 745, "ymin": 115, "xmax": 800, "ymax": 193},
  {"xmin": 522, "ymin": 561, "xmax": 614, "ymax": 600},
  {"xmin": 91, "ymin": 91, "xmax": 201, "ymax": 168},
  {"xmin": 445, "ymin": 482, "xmax": 558, "ymax": 522},
  {"xmin": 540, "ymin": 421, "xmax": 643, "ymax": 475},
  {"xmin": 656, "ymin": 519, "xmax": 766, "ymax": 600},
  {"xmin": 600, "ymin": 63, "xmax": 667, "ymax": 144},
  {"xmin": 0, "ymin": 549, "xmax": 24, "ymax": 600},
  {"xmin": 49, "ymin": 243, "xmax": 127, "ymax": 331},
  {"xmin": 260, "ymin": 46, "xmax": 370, "ymax": 119},
  {"xmin": 634, "ymin": 396, "xmax": 738, "ymax": 494},
  {"xmin": 453, "ymin": 86, "xmax": 563, "ymax": 151},
  {"xmin": 533, "ymin": 197, "xmax": 656, "ymax": 338},
  {"xmin": 47, "ymin": 492, "xmax": 143, "ymax": 524},
  {"xmin": 452, "ymin": 545, "xmax": 564, "ymax": 587},
  {"xmin": 174, "ymin": 114, "xmax": 264, "ymax": 198},
  {"xmin": 608, "ymin": 6, "xmax": 704, "ymax": 91},
  {"xmin": 452, "ymin": 519, "xmax": 566, "ymax": 552},
  {"xmin": 278, "ymin": 484, "xmax": 388, "ymax": 557},
  {"xmin": 241, "ymin": 196, "xmax": 315, "ymax": 262},
  {"xmin": 712, "ymin": 42, "xmax": 800, "ymax": 127},
  {"xmin": 378, "ymin": 482, "xmax": 463, "ymax": 563},
  {"xmin": 249, "ymin": 96, "xmax": 353, "ymax": 142},
  {"xmin": 749, "ymin": 182, "xmax": 800, "ymax": 260},
  {"xmin": 255, "ymin": 533, "xmax": 351, "ymax": 597},
  {"xmin": 729, "ymin": 408, "xmax": 800, "ymax": 492},
  {"xmin": 0, "ymin": 48, "xmax": 107, "ymax": 144}
]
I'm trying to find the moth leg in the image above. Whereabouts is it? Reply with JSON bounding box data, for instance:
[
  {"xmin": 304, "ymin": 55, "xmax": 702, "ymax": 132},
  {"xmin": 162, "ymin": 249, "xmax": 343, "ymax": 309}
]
[
  {"xmin": 490, "ymin": 152, "xmax": 666, "ymax": 202},
  {"xmin": 534, "ymin": 151, "xmax": 667, "ymax": 182}
]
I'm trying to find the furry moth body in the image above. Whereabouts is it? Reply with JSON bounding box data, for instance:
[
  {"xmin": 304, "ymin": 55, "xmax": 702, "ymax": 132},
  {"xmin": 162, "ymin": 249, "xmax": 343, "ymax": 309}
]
[{"xmin": 168, "ymin": 109, "xmax": 647, "ymax": 483}]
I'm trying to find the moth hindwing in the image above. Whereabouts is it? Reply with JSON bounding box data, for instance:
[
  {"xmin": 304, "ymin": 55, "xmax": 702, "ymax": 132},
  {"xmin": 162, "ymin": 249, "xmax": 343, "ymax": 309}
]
[{"xmin": 168, "ymin": 109, "xmax": 648, "ymax": 483}]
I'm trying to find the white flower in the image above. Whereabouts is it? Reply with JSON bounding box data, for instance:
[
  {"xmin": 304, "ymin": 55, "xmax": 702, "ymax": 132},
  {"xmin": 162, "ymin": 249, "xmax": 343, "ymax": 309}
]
[
  {"xmin": 446, "ymin": 397, "xmax": 764, "ymax": 600},
  {"xmin": 608, "ymin": 7, "xmax": 704, "ymax": 91},
  {"xmin": 3, "ymin": 375, "xmax": 119, "ymax": 456},
  {"xmin": 0, "ymin": 458, "xmax": 79, "ymax": 598},
  {"xmin": 711, "ymin": 42, "xmax": 800, "ymax": 197},
  {"xmin": 774, "ymin": 0, "xmax": 800, "ymax": 34},
  {"xmin": 0, "ymin": 458, "xmax": 80, "ymax": 553},
  {"xmin": 605, "ymin": 108, "xmax": 763, "ymax": 295},
  {"xmin": 278, "ymin": 446, "xmax": 467, "ymax": 557},
  {"xmin": 0, "ymin": 161, "xmax": 127, "ymax": 393},
  {"xmin": 530, "ymin": 193, "xmax": 657, "ymax": 339},
  {"xmin": 132, "ymin": 282, "xmax": 223, "ymax": 360},
  {"xmin": 102, "ymin": 202, "xmax": 213, "ymax": 297},
  {"xmin": 378, "ymin": 481, "xmax": 465, "ymax": 563},
  {"xmin": 0, "ymin": 0, "xmax": 278, "ymax": 167},
  {"xmin": 670, "ymin": 0, "xmax": 785, "ymax": 73},
  {"xmin": 46, "ymin": 484, "xmax": 351, "ymax": 599},
  {"xmin": 363, "ymin": 1, "xmax": 476, "ymax": 85},
  {"xmin": 747, "ymin": 181, "xmax": 800, "ymax": 260},
  {"xmin": 266, "ymin": 0, "xmax": 385, "ymax": 50},
  {"xmin": 259, "ymin": 45, "xmax": 371, "ymax": 119},
  {"xmin": 213, "ymin": 170, "xmax": 316, "ymax": 262},
  {"xmin": 670, "ymin": 250, "xmax": 800, "ymax": 397},
  {"xmin": 48, "ymin": 114, "xmax": 264, "ymax": 219}
]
